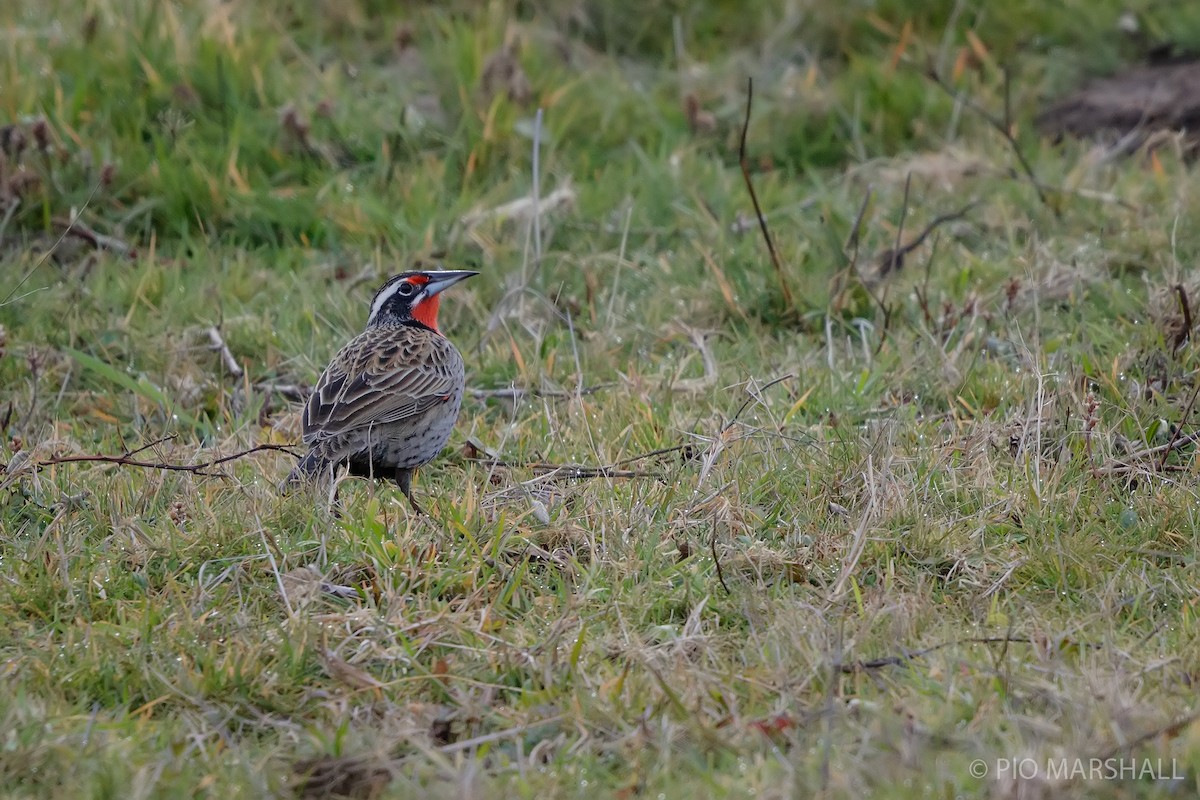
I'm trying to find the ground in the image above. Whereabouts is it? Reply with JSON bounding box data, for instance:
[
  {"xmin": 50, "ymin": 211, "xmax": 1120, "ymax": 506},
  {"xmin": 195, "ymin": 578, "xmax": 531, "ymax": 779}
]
[{"xmin": 1, "ymin": 1, "xmax": 1199, "ymax": 798}]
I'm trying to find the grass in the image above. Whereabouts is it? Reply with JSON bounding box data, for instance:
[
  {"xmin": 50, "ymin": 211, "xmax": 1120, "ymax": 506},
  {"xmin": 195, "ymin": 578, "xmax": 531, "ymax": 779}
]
[{"xmin": 1, "ymin": 0, "xmax": 1199, "ymax": 797}]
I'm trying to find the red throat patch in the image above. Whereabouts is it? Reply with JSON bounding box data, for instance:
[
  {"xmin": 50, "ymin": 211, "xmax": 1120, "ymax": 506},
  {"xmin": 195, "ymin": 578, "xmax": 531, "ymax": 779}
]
[{"xmin": 412, "ymin": 293, "xmax": 441, "ymax": 332}]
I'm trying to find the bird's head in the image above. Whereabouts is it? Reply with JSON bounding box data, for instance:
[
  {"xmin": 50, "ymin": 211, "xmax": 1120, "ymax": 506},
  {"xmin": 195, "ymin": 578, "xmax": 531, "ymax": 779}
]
[{"xmin": 366, "ymin": 269, "xmax": 478, "ymax": 333}]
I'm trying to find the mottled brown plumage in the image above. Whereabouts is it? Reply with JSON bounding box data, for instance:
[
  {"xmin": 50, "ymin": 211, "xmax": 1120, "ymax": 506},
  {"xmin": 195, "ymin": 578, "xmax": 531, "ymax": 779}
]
[{"xmin": 283, "ymin": 270, "xmax": 477, "ymax": 512}]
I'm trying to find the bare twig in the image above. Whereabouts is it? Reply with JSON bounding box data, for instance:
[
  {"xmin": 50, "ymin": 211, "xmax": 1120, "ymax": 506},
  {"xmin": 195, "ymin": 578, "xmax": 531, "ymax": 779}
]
[
  {"xmin": 721, "ymin": 374, "xmax": 794, "ymax": 434},
  {"xmin": 51, "ymin": 215, "xmax": 136, "ymax": 258},
  {"xmin": 1172, "ymin": 284, "xmax": 1193, "ymax": 353},
  {"xmin": 739, "ymin": 77, "xmax": 793, "ymax": 307},
  {"xmin": 711, "ymin": 510, "xmax": 730, "ymax": 594},
  {"xmin": 206, "ymin": 326, "xmax": 245, "ymax": 378},
  {"xmin": 1159, "ymin": 379, "xmax": 1200, "ymax": 471},
  {"xmin": 469, "ymin": 374, "xmax": 794, "ymax": 487},
  {"xmin": 612, "ymin": 443, "xmax": 696, "ymax": 467},
  {"xmin": 835, "ymin": 635, "xmax": 1103, "ymax": 673},
  {"xmin": 924, "ymin": 62, "xmax": 1054, "ymax": 212},
  {"xmin": 125, "ymin": 434, "xmax": 179, "ymax": 457},
  {"xmin": 38, "ymin": 442, "xmax": 300, "ymax": 477},
  {"xmin": 464, "ymin": 455, "xmax": 661, "ymax": 481},
  {"xmin": 845, "ymin": 187, "xmax": 873, "ymax": 269},
  {"xmin": 620, "ymin": 374, "xmax": 794, "ymax": 469},
  {"xmin": 1084, "ymin": 391, "xmax": 1100, "ymax": 479},
  {"xmin": 1090, "ymin": 708, "xmax": 1200, "ymax": 764},
  {"xmin": 468, "ymin": 383, "xmax": 612, "ymax": 401},
  {"xmin": 889, "ymin": 172, "xmax": 912, "ymax": 274},
  {"xmin": 1096, "ymin": 432, "xmax": 1200, "ymax": 476},
  {"xmin": 872, "ymin": 199, "xmax": 976, "ymax": 279},
  {"xmin": 915, "ymin": 232, "xmax": 941, "ymax": 327}
]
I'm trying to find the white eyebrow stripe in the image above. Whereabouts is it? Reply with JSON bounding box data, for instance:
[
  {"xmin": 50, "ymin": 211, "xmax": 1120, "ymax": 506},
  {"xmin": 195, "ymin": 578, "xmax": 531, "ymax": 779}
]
[{"xmin": 369, "ymin": 280, "xmax": 406, "ymax": 323}]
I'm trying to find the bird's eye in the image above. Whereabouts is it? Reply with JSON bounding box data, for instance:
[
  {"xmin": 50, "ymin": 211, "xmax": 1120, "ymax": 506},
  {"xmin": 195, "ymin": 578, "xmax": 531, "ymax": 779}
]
[{"xmin": 398, "ymin": 282, "xmax": 416, "ymax": 296}]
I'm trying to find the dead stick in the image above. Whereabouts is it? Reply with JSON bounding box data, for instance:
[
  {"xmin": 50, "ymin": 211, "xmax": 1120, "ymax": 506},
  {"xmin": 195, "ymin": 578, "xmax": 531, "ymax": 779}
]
[
  {"xmin": 1159, "ymin": 381, "xmax": 1200, "ymax": 471},
  {"xmin": 873, "ymin": 200, "xmax": 976, "ymax": 277},
  {"xmin": 1173, "ymin": 284, "xmax": 1192, "ymax": 352},
  {"xmin": 207, "ymin": 326, "xmax": 245, "ymax": 378},
  {"xmin": 845, "ymin": 187, "xmax": 873, "ymax": 260},
  {"xmin": 722, "ymin": 374, "xmax": 794, "ymax": 434},
  {"xmin": 711, "ymin": 510, "xmax": 730, "ymax": 594},
  {"xmin": 739, "ymin": 77, "xmax": 793, "ymax": 307},
  {"xmin": 471, "ymin": 375, "xmax": 794, "ymax": 478},
  {"xmin": 125, "ymin": 434, "xmax": 178, "ymax": 458},
  {"xmin": 39, "ymin": 443, "xmax": 300, "ymax": 475},
  {"xmin": 50, "ymin": 215, "xmax": 136, "ymax": 257},
  {"xmin": 468, "ymin": 383, "xmax": 612, "ymax": 400},
  {"xmin": 924, "ymin": 63, "xmax": 1054, "ymax": 212},
  {"xmin": 835, "ymin": 635, "xmax": 1103, "ymax": 673},
  {"xmin": 1092, "ymin": 708, "xmax": 1200, "ymax": 764},
  {"xmin": 466, "ymin": 457, "xmax": 660, "ymax": 480},
  {"xmin": 889, "ymin": 172, "xmax": 912, "ymax": 275}
]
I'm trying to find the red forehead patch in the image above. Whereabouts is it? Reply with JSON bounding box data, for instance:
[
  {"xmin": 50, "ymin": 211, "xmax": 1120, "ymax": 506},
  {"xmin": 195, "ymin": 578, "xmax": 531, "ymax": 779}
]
[{"xmin": 406, "ymin": 275, "xmax": 430, "ymax": 285}]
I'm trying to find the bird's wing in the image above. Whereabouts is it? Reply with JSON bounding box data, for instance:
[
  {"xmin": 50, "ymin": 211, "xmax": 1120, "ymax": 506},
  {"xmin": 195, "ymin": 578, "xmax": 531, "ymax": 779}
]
[{"xmin": 301, "ymin": 326, "xmax": 460, "ymax": 443}]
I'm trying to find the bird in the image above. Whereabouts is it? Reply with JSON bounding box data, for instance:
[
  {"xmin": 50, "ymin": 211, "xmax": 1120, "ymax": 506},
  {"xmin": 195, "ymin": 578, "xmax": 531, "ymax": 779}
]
[{"xmin": 282, "ymin": 269, "xmax": 478, "ymax": 513}]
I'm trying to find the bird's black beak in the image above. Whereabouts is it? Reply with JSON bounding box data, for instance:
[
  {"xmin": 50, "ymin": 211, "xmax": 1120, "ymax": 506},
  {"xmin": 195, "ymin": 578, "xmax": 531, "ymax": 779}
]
[{"xmin": 424, "ymin": 270, "xmax": 479, "ymax": 296}]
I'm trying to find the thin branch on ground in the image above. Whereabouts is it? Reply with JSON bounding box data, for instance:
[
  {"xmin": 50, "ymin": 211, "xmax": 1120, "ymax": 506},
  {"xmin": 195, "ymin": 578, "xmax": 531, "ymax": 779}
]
[
  {"xmin": 469, "ymin": 374, "xmax": 793, "ymax": 483},
  {"xmin": 739, "ymin": 77, "xmax": 794, "ymax": 308},
  {"xmin": 1158, "ymin": 379, "xmax": 1200, "ymax": 471},
  {"xmin": 1086, "ymin": 366, "xmax": 1200, "ymax": 476},
  {"xmin": 924, "ymin": 62, "xmax": 1055, "ymax": 212},
  {"xmin": 463, "ymin": 455, "xmax": 662, "ymax": 481},
  {"xmin": 835, "ymin": 635, "xmax": 1101, "ymax": 673},
  {"xmin": 888, "ymin": 172, "xmax": 912, "ymax": 275},
  {"xmin": 468, "ymin": 383, "xmax": 612, "ymax": 401},
  {"xmin": 37, "ymin": 441, "xmax": 300, "ymax": 477},
  {"xmin": 206, "ymin": 326, "xmax": 245, "ymax": 378},
  {"xmin": 612, "ymin": 443, "xmax": 696, "ymax": 467},
  {"xmin": 51, "ymin": 215, "xmax": 136, "ymax": 258},
  {"xmin": 1172, "ymin": 283, "xmax": 1193, "ymax": 353},
  {"xmin": 1084, "ymin": 390, "xmax": 1101, "ymax": 479},
  {"xmin": 872, "ymin": 198, "xmax": 976, "ymax": 279},
  {"xmin": 834, "ymin": 186, "xmax": 874, "ymax": 303},
  {"xmin": 914, "ymin": 232, "xmax": 942, "ymax": 327},
  {"xmin": 711, "ymin": 510, "xmax": 730, "ymax": 594},
  {"xmin": 721, "ymin": 374, "xmax": 795, "ymax": 434},
  {"xmin": 845, "ymin": 187, "xmax": 873, "ymax": 264},
  {"xmin": 864, "ymin": 176, "xmax": 914, "ymax": 349},
  {"xmin": 1090, "ymin": 708, "xmax": 1200, "ymax": 764}
]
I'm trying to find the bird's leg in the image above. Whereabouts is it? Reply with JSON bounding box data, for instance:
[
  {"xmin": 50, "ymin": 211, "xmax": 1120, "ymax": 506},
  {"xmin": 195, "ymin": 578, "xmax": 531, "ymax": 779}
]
[{"xmin": 396, "ymin": 467, "xmax": 426, "ymax": 515}]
